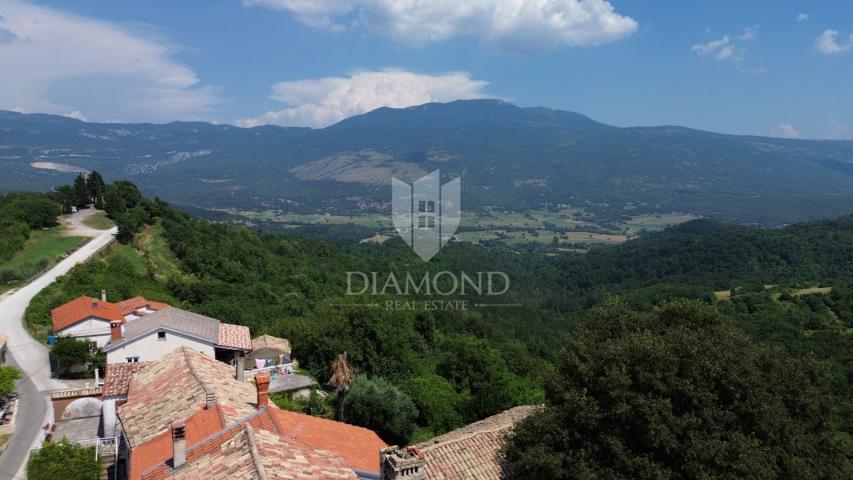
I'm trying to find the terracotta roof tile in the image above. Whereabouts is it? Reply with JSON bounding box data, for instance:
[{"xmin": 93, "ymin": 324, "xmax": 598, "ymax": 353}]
[
  {"xmin": 269, "ymin": 409, "xmax": 387, "ymax": 473},
  {"xmin": 119, "ymin": 347, "xmax": 257, "ymax": 449},
  {"xmin": 251, "ymin": 334, "xmax": 291, "ymax": 354},
  {"xmin": 51, "ymin": 296, "xmax": 124, "ymax": 331},
  {"xmin": 145, "ymin": 418, "xmax": 358, "ymax": 480},
  {"xmin": 218, "ymin": 323, "xmax": 252, "ymax": 350},
  {"xmin": 414, "ymin": 405, "xmax": 536, "ymax": 480},
  {"xmin": 103, "ymin": 362, "xmax": 153, "ymax": 397}
]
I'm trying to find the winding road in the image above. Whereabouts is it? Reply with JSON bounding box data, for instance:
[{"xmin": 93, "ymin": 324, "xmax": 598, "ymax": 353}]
[{"xmin": 0, "ymin": 209, "xmax": 116, "ymax": 479}]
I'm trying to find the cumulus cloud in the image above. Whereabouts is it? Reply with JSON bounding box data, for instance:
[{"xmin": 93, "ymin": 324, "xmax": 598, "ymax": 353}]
[
  {"xmin": 738, "ymin": 25, "xmax": 759, "ymax": 41},
  {"xmin": 815, "ymin": 29, "xmax": 853, "ymax": 55},
  {"xmin": 692, "ymin": 26, "xmax": 757, "ymax": 66},
  {"xmin": 244, "ymin": 0, "xmax": 638, "ymax": 54},
  {"xmin": 0, "ymin": 0, "xmax": 221, "ymax": 122},
  {"xmin": 796, "ymin": 13, "xmax": 810, "ymax": 22},
  {"xmin": 237, "ymin": 69, "xmax": 493, "ymax": 128},
  {"xmin": 771, "ymin": 124, "xmax": 800, "ymax": 139}
]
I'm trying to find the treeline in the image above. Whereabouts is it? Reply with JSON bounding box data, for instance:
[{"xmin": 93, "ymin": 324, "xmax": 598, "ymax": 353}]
[
  {"xmin": 23, "ymin": 181, "xmax": 853, "ymax": 447},
  {"xmin": 0, "ymin": 192, "xmax": 61, "ymax": 262}
]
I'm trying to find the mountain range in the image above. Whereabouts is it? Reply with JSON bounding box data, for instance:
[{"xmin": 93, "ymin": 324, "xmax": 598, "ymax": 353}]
[{"xmin": 2, "ymin": 99, "xmax": 853, "ymax": 225}]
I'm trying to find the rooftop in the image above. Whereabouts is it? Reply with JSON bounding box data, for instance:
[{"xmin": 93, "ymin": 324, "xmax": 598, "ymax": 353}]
[
  {"xmin": 51, "ymin": 295, "xmax": 124, "ymax": 332},
  {"xmin": 104, "ymin": 306, "xmax": 251, "ymax": 352},
  {"xmin": 118, "ymin": 347, "xmax": 258, "ymax": 449},
  {"xmin": 251, "ymin": 334, "xmax": 291, "ymax": 354},
  {"xmin": 103, "ymin": 362, "xmax": 153, "ymax": 397},
  {"xmin": 219, "ymin": 323, "xmax": 252, "ymax": 350},
  {"xmin": 413, "ymin": 405, "xmax": 536, "ymax": 480},
  {"xmin": 116, "ymin": 296, "xmax": 170, "ymax": 317},
  {"xmin": 270, "ymin": 408, "xmax": 387, "ymax": 473}
]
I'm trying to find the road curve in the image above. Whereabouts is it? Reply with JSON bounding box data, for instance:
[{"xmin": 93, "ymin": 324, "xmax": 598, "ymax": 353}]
[{"xmin": 0, "ymin": 213, "xmax": 116, "ymax": 479}]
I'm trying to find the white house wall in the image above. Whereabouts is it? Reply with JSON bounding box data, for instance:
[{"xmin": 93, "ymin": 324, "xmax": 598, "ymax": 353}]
[
  {"xmin": 106, "ymin": 330, "xmax": 215, "ymax": 364},
  {"xmin": 58, "ymin": 316, "xmax": 112, "ymax": 347}
]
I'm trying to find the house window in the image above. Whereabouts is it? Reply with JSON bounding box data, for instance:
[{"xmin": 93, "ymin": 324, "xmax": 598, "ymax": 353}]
[
  {"xmin": 418, "ymin": 200, "xmax": 426, "ymax": 212},
  {"xmin": 157, "ymin": 331, "xmax": 166, "ymax": 341},
  {"xmin": 427, "ymin": 201, "xmax": 435, "ymax": 213},
  {"xmin": 126, "ymin": 356, "xmax": 139, "ymax": 363}
]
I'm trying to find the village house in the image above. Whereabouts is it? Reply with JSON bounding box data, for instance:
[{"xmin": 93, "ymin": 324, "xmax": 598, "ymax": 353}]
[
  {"xmin": 107, "ymin": 347, "xmax": 387, "ymax": 480},
  {"xmin": 102, "ymin": 306, "xmax": 252, "ymax": 364},
  {"xmin": 246, "ymin": 333, "xmax": 292, "ymax": 370},
  {"xmin": 380, "ymin": 405, "xmax": 536, "ymax": 480},
  {"xmin": 51, "ymin": 292, "xmax": 168, "ymax": 348}
]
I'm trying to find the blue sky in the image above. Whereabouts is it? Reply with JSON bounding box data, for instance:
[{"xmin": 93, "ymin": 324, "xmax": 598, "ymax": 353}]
[{"xmin": 0, "ymin": 0, "xmax": 851, "ymax": 139}]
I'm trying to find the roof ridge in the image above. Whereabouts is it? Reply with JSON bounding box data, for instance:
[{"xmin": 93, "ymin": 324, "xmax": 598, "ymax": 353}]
[
  {"xmin": 181, "ymin": 347, "xmax": 213, "ymax": 401},
  {"xmin": 419, "ymin": 423, "xmax": 514, "ymax": 451},
  {"xmin": 244, "ymin": 424, "xmax": 270, "ymax": 480}
]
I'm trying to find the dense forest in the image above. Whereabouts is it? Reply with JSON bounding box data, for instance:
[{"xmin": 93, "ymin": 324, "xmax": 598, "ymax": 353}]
[{"xmin": 24, "ymin": 180, "xmax": 853, "ymax": 452}]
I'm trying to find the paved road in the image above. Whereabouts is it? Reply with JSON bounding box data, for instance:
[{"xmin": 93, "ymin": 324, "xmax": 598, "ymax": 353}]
[{"xmin": 0, "ymin": 211, "xmax": 116, "ymax": 479}]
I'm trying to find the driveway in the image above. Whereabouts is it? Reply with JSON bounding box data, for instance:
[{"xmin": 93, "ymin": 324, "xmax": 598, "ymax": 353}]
[{"xmin": 0, "ymin": 211, "xmax": 116, "ymax": 479}]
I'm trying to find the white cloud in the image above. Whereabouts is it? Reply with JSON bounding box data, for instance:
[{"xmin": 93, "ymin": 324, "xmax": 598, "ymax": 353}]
[
  {"xmin": 244, "ymin": 0, "xmax": 638, "ymax": 54},
  {"xmin": 738, "ymin": 25, "xmax": 759, "ymax": 41},
  {"xmin": 815, "ymin": 29, "xmax": 853, "ymax": 55},
  {"xmin": 63, "ymin": 110, "xmax": 87, "ymax": 121},
  {"xmin": 693, "ymin": 26, "xmax": 757, "ymax": 66},
  {"xmin": 237, "ymin": 69, "xmax": 493, "ymax": 128},
  {"xmin": 692, "ymin": 35, "xmax": 730, "ymax": 56},
  {"xmin": 0, "ymin": 0, "xmax": 221, "ymax": 122},
  {"xmin": 771, "ymin": 124, "xmax": 800, "ymax": 139},
  {"xmin": 796, "ymin": 13, "xmax": 809, "ymax": 22}
]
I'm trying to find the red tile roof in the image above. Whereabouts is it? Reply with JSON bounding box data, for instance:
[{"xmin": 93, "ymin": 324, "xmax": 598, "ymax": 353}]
[
  {"xmin": 51, "ymin": 296, "xmax": 124, "ymax": 332},
  {"xmin": 103, "ymin": 362, "xmax": 153, "ymax": 397},
  {"xmin": 218, "ymin": 323, "xmax": 252, "ymax": 350},
  {"xmin": 131, "ymin": 406, "xmax": 227, "ymax": 480},
  {"xmin": 270, "ymin": 408, "xmax": 387, "ymax": 473},
  {"xmin": 141, "ymin": 412, "xmax": 359, "ymax": 480},
  {"xmin": 117, "ymin": 296, "xmax": 170, "ymax": 317}
]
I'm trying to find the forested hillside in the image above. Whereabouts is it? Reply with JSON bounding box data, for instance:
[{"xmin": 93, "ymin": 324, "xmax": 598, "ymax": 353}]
[{"xmin": 25, "ymin": 185, "xmax": 853, "ymax": 448}]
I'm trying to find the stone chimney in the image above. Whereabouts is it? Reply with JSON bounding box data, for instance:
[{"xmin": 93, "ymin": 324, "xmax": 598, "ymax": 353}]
[
  {"xmin": 204, "ymin": 391, "xmax": 216, "ymax": 410},
  {"xmin": 255, "ymin": 373, "xmax": 270, "ymax": 409},
  {"xmin": 380, "ymin": 446, "xmax": 426, "ymax": 480},
  {"xmin": 236, "ymin": 354, "xmax": 245, "ymax": 382},
  {"xmin": 110, "ymin": 321, "xmax": 122, "ymax": 342},
  {"xmin": 171, "ymin": 422, "xmax": 186, "ymax": 468},
  {"xmin": 101, "ymin": 289, "xmax": 107, "ymax": 302}
]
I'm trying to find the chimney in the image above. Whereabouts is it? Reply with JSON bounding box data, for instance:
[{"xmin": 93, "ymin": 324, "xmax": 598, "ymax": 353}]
[
  {"xmin": 236, "ymin": 354, "xmax": 245, "ymax": 382},
  {"xmin": 110, "ymin": 321, "xmax": 122, "ymax": 342},
  {"xmin": 255, "ymin": 373, "xmax": 270, "ymax": 409},
  {"xmin": 171, "ymin": 422, "xmax": 186, "ymax": 468},
  {"xmin": 204, "ymin": 391, "xmax": 216, "ymax": 409},
  {"xmin": 380, "ymin": 446, "xmax": 426, "ymax": 480},
  {"xmin": 101, "ymin": 289, "xmax": 107, "ymax": 302}
]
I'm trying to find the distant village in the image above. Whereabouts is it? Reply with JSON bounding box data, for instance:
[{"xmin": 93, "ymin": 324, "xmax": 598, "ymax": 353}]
[{"xmin": 40, "ymin": 291, "xmax": 532, "ymax": 479}]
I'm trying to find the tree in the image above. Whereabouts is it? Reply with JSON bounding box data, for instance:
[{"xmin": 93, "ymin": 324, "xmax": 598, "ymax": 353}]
[
  {"xmin": 0, "ymin": 366, "xmax": 21, "ymax": 398},
  {"xmin": 52, "ymin": 337, "xmax": 92, "ymax": 377},
  {"xmin": 115, "ymin": 207, "xmax": 145, "ymax": 244},
  {"xmin": 328, "ymin": 352, "xmax": 353, "ymax": 421},
  {"xmin": 86, "ymin": 171, "xmax": 106, "ymax": 207},
  {"xmin": 503, "ymin": 300, "xmax": 852, "ymax": 479},
  {"xmin": 103, "ymin": 186, "xmax": 126, "ymax": 218},
  {"xmin": 72, "ymin": 174, "xmax": 89, "ymax": 207},
  {"xmin": 399, "ymin": 374, "xmax": 464, "ymax": 434},
  {"xmin": 27, "ymin": 439, "xmax": 100, "ymax": 480},
  {"xmin": 343, "ymin": 375, "xmax": 418, "ymax": 445}
]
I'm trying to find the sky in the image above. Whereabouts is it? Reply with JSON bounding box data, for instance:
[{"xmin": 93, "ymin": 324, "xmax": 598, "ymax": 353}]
[{"xmin": 0, "ymin": 0, "xmax": 851, "ymax": 139}]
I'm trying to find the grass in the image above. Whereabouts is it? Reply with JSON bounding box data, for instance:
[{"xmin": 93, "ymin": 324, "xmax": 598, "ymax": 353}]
[
  {"xmin": 0, "ymin": 433, "xmax": 11, "ymax": 454},
  {"xmin": 81, "ymin": 211, "xmax": 115, "ymax": 230},
  {"xmin": 792, "ymin": 286, "xmax": 833, "ymax": 296},
  {"xmin": 0, "ymin": 227, "xmax": 87, "ymax": 293}
]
